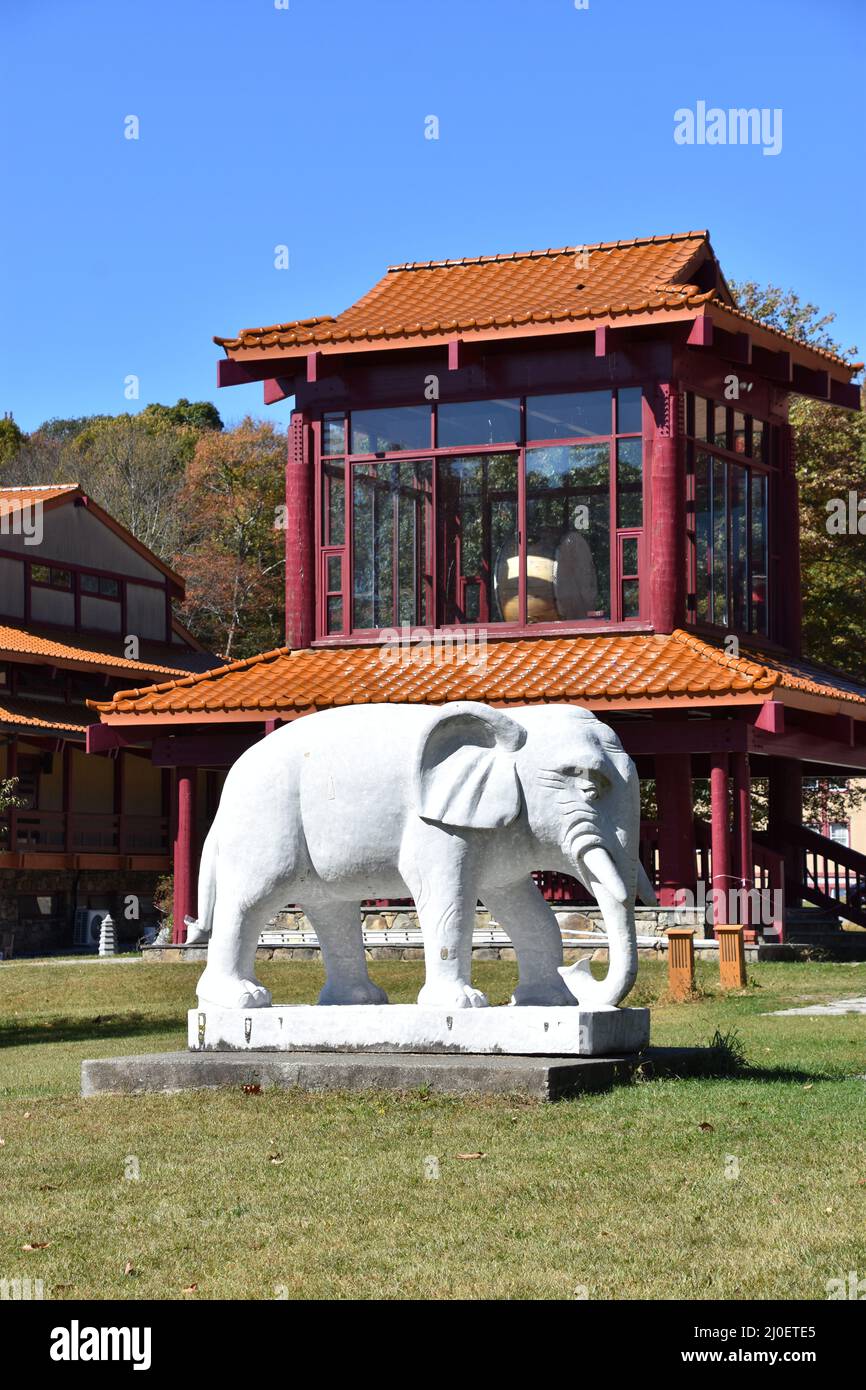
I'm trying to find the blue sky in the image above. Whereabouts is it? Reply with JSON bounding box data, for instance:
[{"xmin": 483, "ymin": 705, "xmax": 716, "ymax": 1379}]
[{"xmin": 1, "ymin": 0, "xmax": 863, "ymax": 433}]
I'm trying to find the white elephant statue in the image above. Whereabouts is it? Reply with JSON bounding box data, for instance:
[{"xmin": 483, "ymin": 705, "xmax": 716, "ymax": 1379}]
[{"xmin": 192, "ymin": 701, "xmax": 656, "ymax": 1013}]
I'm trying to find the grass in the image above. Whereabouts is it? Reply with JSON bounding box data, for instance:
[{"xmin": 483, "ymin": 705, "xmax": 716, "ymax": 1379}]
[{"xmin": 1, "ymin": 955, "xmax": 865, "ymax": 1300}]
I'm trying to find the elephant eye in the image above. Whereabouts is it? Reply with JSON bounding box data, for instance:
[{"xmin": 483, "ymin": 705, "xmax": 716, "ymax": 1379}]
[{"xmin": 561, "ymin": 766, "xmax": 609, "ymax": 792}]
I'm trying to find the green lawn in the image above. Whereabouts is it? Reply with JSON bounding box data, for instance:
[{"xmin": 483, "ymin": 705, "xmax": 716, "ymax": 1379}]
[{"xmin": 1, "ymin": 956, "xmax": 865, "ymax": 1300}]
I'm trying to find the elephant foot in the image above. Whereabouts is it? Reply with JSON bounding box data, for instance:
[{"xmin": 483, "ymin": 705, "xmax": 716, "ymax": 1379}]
[
  {"xmin": 318, "ymin": 979, "xmax": 389, "ymax": 1006},
  {"xmin": 417, "ymin": 982, "xmax": 489, "ymax": 1010},
  {"xmin": 511, "ymin": 977, "xmax": 578, "ymax": 1007},
  {"xmin": 196, "ymin": 969, "xmax": 272, "ymax": 1010}
]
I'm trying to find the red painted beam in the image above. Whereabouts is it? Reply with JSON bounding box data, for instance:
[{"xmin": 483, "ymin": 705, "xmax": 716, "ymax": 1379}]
[
  {"xmin": 748, "ymin": 727, "xmax": 866, "ymax": 768},
  {"xmin": 306, "ymin": 350, "xmax": 322, "ymax": 383},
  {"xmin": 687, "ymin": 316, "xmax": 713, "ymax": 348},
  {"xmin": 751, "ymin": 344, "xmax": 792, "ymax": 384},
  {"xmin": 594, "ymin": 325, "xmax": 610, "ymax": 357},
  {"xmin": 792, "ymin": 363, "xmax": 830, "ymax": 400},
  {"xmin": 614, "ymin": 720, "xmax": 747, "ymax": 757},
  {"xmin": 754, "ymin": 701, "xmax": 785, "ymax": 735},
  {"xmin": 152, "ymin": 731, "xmax": 262, "ymax": 767},
  {"xmin": 217, "ymin": 357, "xmax": 287, "ymax": 389},
  {"xmin": 86, "ymin": 723, "xmax": 155, "ymax": 754},
  {"xmin": 264, "ymin": 378, "xmax": 295, "ymax": 405},
  {"xmin": 829, "ymin": 378, "xmax": 862, "ymax": 410}
]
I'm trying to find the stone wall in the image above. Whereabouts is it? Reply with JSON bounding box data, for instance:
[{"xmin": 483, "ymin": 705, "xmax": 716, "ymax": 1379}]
[{"xmin": 0, "ymin": 868, "xmax": 164, "ymax": 956}]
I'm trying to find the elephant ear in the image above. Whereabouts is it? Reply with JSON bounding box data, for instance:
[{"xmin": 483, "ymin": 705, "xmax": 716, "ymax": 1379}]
[{"xmin": 416, "ymin": 702, "xmax": 525, "ymax": 829}]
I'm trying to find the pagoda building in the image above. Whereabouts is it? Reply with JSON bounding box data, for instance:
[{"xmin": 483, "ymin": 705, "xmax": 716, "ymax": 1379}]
[{"xmin": 89, "ymin": 231, "xmax": 866, "ymax": 945}]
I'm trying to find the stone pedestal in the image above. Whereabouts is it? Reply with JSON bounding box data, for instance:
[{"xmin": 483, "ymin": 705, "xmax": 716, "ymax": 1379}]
[{"xmin": 188, "ymin": 1004, "xmax": 650, "ymax": 1057}]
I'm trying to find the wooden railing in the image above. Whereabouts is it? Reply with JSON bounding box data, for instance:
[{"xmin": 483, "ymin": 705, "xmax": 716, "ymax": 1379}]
[
  {"xmin": 780, "ymin": 821, "xmax": 866, "ymax": 929},
  {"xmin": 0, "ymin": 811, "xmax": 168, "ymax": 856}
]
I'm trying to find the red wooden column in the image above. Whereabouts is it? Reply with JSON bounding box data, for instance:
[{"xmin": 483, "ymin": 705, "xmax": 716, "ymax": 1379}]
[
  {"xmin": 777, "ymin": 423, "xmax": 802, "ymax": 657},
  {"xmin": 649, "ymin": 384, "xmax": 685, "ymax": 634},
  {"xmin": 768, "ymin": 755, "xmax": 803, "ymax": 908},
  {"xmin": 709, "ymin": 752, "xmax": 732, "ymax": 930},
  {"xmin": 731, "ymin": 751, "xmax": 754, "ymax": 928},
  {"xmin": 655, "ymin": 753, "xmax": 696, "ymax": 906},
  {"xmin": 172, "ymin": 766, "xmax": 197, "ymax": 944},
  {"xmin": 285, "ymin": 411, "xmax": 315, "ymax": 649}
]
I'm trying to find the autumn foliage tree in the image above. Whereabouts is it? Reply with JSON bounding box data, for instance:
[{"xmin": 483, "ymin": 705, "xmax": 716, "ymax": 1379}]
[
  {"xmin": 732, "ymin": 281, "xmax": 865, "ymax": 680},
  {"xmin": 174, "ymin": 418, "xmax": 285, "ymax": 661}
]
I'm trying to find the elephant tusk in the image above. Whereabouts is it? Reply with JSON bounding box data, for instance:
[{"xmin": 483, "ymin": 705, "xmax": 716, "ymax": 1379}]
[
  {"xmin": 581, "ymin": 845, "xmax": 628, "ymax": 904},
  {"xmin": 636, "ymin": 861, "xmax": 656, "ymax": 906}
]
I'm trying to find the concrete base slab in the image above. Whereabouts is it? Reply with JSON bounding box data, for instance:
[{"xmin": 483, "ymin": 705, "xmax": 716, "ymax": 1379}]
[
  {"xmin": 188, "ymin": 1004, "xmax": 650, "ymax": 1057},
  {"xmin": 81, "ymin": 1046, "xmax": 721, "ymax": 1102}
]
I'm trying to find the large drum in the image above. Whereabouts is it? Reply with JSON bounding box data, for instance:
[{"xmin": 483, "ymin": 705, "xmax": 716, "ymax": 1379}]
[{"xmin": 494, "ymin": 530, "xmax": 599, "ymax": 622}]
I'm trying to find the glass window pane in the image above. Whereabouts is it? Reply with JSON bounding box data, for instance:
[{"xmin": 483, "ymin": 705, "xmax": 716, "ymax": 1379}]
[
  {"xmin": 351, "ymin": 461, "xmax": 431, "ymax": 630},
  {"xmin": 711, "ymin": 458, "xmax": 728, "ymax": 626},
  {"xmin": 99, "ymin": 577, "xmax": 119, "ymax": 598},
  {"xmin": 325, "ymin": 463, "xmax": 345, "ymax": 545},
  {"xmin": 438, "ymin": 454, "xmax": 518, "ymax": 625},
  {"xmin": 617, "ymin": 438, "xmax": 642, "ymax": 527},
  {"xmin": 526, "ymin": 390, "xmax": 611, "ymax": 441},
  {"xmin": 80, "ymin": 573, "xmax": 99, "ymax": 594},
  {"xmin": 714, "ymin": 404, "xmax": 729, "ymax": 450},
  {"xmin": 730, "ymin": 464, "xmax": 748, "ymax": 630},
  {"xmin": 702, "ymin": 398, "xmax": 714, "ymax": 444},
  {"xmin": 524, "ymin": 444, "xmax": 610, "ymax": 622},
  {"xmin": 350, "ymin": 406, "xmax": 430, "ymax": 454},
  {"xmin": 327, "ymin": 554, "xmax": 342, "ymax": 592},
  {"xmin": 622, "ymin": 537, "xmax": 639, "ymax": 575},
  {"xmin": 752, "ymin": 417, "xmax": 765, "ymax": 462},
  {"xmin": 327, "ymin": 596, "xmax": 343, "ymax": 633},
  {"xmin": 733, "ymin": 411, "xmax": 747, "ymax": 455},
  {"xmin": 695, "ymin": 452, "xmax": 711, "ymax": 623},
  {"xmin": 750, "ymin": 472, "xmax": 768, "ymax": 635},
  {"xmin": 323, "ymin": 414, "xmax": 346, "ymax": 455},
  {"xmin": 617, "ymin": 387, "xmax": 642, "ymax": 434},
  {"xmin": 622, "ymin": 579, "xmax": 640, "ymax": 619},
  {"xmin": 436, "ymin": 398, "xmax": 520, "ymax": 447}
]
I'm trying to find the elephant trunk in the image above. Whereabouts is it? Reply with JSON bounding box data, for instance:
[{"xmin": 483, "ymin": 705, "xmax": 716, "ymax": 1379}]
[{"xmin": 558, "ymin": 844, "xmax": 639, "ymax": 1008}]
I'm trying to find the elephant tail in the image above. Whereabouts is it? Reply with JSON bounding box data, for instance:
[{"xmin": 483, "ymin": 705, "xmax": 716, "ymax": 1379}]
[{"xmin": 184, "ymin": 825, "xmax": 217, "ymax": 944}]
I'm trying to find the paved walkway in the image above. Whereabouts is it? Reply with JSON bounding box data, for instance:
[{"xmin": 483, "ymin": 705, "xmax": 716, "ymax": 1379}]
[{"xmin": 768, "ymin": 996, "xmax": 866, "ymax": 1016}]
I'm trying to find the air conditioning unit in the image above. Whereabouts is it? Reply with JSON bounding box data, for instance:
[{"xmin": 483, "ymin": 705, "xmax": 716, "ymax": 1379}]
[{"xmin": 73, "ymin": 908, "xmax": 107, "ymax": 949}]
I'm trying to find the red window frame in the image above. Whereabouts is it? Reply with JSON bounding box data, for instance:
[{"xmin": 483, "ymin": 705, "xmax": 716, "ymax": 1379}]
[{"xmin": 314, "ymin": 389, "xmax": 648, "ymax": 641}]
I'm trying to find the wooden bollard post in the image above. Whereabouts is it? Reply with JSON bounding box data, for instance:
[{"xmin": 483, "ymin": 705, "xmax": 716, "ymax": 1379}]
[
  {"xmin": 667, "ymin": 928, "xmax": 695, "ymax": 1000},
  {"xmin": 715, "ymin": 924, "xmax": 747, "ymax": 989}
]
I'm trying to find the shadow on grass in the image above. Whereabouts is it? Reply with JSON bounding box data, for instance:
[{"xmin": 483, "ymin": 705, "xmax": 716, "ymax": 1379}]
[{"xmin": 0, "ymin": 1013, "xmax": 184, "ymax": 1048}]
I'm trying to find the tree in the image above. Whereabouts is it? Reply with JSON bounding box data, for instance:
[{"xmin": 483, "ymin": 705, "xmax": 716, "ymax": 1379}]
[
  {"xmin": 731, "ymin": 280, "xmax": 866, "ymax": 678},
  {"xmin": 731, "ymin": 282, "xmax": 866, "ymax": 831},
  {"xmin": 140, "ymin": 399, "xmax": 223, "ymax": 433},
  {"xmin": 0, "ymin": 415, "xmax": 26, "ymax": 465},
  {"xmin": 174, "ymin": 418, "xmax": 286, "ymax": 661}
]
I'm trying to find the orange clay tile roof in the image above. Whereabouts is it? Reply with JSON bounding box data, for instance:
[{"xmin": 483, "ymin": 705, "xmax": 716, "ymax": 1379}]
[
  {"xmin": 0, "ymin": 484, "xmax": 80, "ymax": 507},
  {"xmin": 89, "ymin": 630, "xmax": 866, "ymax": 723},
  {"xmin": 0, "ymin": 622, "xmax": 199, "ymax": 680},
  {"xmin": 214, "ymin": 230, "xmax": 853, "ymax": 371},
  {"xmin": 216, "ymin": 231, "xmax": 717, "ymax": 351},
  {"xmin": 0, "ymin": 695, "xmax": 91, "ymax": 735}
]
